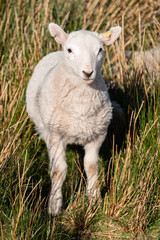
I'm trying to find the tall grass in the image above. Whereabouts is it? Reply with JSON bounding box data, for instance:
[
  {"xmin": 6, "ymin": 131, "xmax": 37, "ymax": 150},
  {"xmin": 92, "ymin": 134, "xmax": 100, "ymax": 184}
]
[{"xmin": 0, "ymin": 0, "xmax": 160, "ymax": 239}]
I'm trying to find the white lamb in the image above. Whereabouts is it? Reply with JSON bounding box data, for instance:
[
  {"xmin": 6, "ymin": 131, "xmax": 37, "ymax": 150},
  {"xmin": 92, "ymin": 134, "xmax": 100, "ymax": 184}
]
[{"xmin": 26, "ymin": 23, "xmax": 121, "ymax": 215}]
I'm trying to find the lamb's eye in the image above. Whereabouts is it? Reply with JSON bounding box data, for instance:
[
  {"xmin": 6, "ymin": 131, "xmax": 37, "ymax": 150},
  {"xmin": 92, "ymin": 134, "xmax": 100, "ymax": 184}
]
[
  {"xmin": 98, "ymin": 48, "xmax": 103, "ymax": 54},
  {"xmin": 67, "ymin": 48, "xmax": 72, "ymax": 53}
]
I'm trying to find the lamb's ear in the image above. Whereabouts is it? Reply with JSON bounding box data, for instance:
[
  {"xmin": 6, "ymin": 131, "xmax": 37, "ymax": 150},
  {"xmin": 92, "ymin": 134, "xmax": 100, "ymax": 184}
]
[
  {"xmin": 48, "ymin": 23, "xmax": 68, "ymax": 45},
  {"xmin": 99, "ymin": 26, "xmax": 121, "ymax": 46}
]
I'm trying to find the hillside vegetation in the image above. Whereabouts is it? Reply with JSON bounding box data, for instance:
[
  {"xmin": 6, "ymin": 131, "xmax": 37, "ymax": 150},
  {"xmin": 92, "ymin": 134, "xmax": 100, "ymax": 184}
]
[{"xmin": 0, "ymin": 0, "xmax": 160, "ymax": 239}]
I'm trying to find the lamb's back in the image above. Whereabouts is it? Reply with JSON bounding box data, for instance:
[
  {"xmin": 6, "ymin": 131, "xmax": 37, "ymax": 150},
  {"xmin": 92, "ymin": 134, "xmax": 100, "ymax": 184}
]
[
  {"xmin": 28, "ymin": 51, "xmax": 62, "ymax": 90},
  {"xmin": 26, "ymin": 51, "xmax": 62, "ymax": 128}
]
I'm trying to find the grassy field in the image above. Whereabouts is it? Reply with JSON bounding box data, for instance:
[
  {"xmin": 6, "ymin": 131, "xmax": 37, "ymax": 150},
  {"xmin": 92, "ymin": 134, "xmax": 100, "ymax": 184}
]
[{"xmin": 0, "ymin": 0, "xmax": 160, "ymax": 239}]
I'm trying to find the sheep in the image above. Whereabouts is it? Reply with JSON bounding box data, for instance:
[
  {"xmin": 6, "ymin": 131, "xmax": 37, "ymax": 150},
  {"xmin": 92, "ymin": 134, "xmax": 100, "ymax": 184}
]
[
  {"xmin": 126, "ymin": 47, "xmax": 160, "ymax": 81},
  {"xmin": 26, "ymin": 23, "xmax": 121, "ymax": 215}
]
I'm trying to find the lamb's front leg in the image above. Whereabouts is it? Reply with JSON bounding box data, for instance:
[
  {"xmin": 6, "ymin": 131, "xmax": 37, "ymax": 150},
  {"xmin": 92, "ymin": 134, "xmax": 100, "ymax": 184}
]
[
  {"xmin": 84, "ymin": 135, "xmax": 106, "ymax": 199},
  {"xmin": 46, "ymin": 134, "xmax": 67, "ymax": 215}
]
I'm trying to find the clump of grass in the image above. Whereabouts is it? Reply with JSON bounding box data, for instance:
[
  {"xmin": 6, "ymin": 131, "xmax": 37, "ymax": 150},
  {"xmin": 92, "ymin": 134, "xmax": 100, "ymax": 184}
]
[
  {"xmin": 0, "ymin": 0, "xmax": 160, "ymax": 239},
  {"xmin": 61, "ymin": 187, "xmax": 101, "ymax": 239}
]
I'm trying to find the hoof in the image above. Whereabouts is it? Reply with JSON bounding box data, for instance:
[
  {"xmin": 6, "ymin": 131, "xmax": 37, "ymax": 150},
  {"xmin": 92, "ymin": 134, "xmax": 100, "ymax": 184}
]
[{"xmin": 48, "ymin": 194, "xmax": 62, "ymax": 216}]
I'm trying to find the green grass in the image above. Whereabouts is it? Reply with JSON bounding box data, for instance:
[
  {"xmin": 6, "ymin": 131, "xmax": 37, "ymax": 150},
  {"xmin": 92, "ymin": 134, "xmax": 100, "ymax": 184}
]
[{"xmin": 0, "ymin": 0, "xmax": 160, "ymax": 239}]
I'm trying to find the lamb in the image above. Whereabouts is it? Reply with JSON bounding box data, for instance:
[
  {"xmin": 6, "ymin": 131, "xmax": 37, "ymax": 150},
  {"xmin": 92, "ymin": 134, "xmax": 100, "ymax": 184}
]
[{"xmin": 26, "ymin": 23, "xmax": 121, "ymax": 215}]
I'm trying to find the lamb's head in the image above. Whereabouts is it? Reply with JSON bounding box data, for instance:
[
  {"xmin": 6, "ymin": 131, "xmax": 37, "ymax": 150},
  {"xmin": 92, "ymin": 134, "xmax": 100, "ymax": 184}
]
[{"xmin": 49, "ymin": 23, "xmax": 121, "ymax": 84}]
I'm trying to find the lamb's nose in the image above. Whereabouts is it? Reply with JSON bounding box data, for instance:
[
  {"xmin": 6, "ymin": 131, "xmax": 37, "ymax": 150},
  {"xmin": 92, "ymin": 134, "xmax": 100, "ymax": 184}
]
[{"xmin": 82, "ymin": 70, "xmax": 93, "ymax": 79}]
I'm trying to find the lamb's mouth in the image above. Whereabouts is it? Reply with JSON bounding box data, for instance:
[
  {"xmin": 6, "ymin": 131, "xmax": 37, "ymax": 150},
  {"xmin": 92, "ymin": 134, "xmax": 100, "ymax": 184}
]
[{"xmin": 83, "ymin": 78, "xmax": 94, "ymax": 82}]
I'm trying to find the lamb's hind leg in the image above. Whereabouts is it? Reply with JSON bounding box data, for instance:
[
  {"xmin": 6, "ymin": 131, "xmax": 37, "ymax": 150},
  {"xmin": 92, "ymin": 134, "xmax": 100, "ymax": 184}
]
[
  {"xmin": 45, "ymin": 133, "xmax": 67, "ymax": 215},
  {"xmin": 84, "ymin": 135, "xmax": 106, "ymax": 199}
]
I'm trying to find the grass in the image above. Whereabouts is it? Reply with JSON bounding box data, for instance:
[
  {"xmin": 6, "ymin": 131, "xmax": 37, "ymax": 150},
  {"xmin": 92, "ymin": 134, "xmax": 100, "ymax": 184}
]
[{"xmin": 0, "ymin": 0, "xmax": 160, "ymax": 239}]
